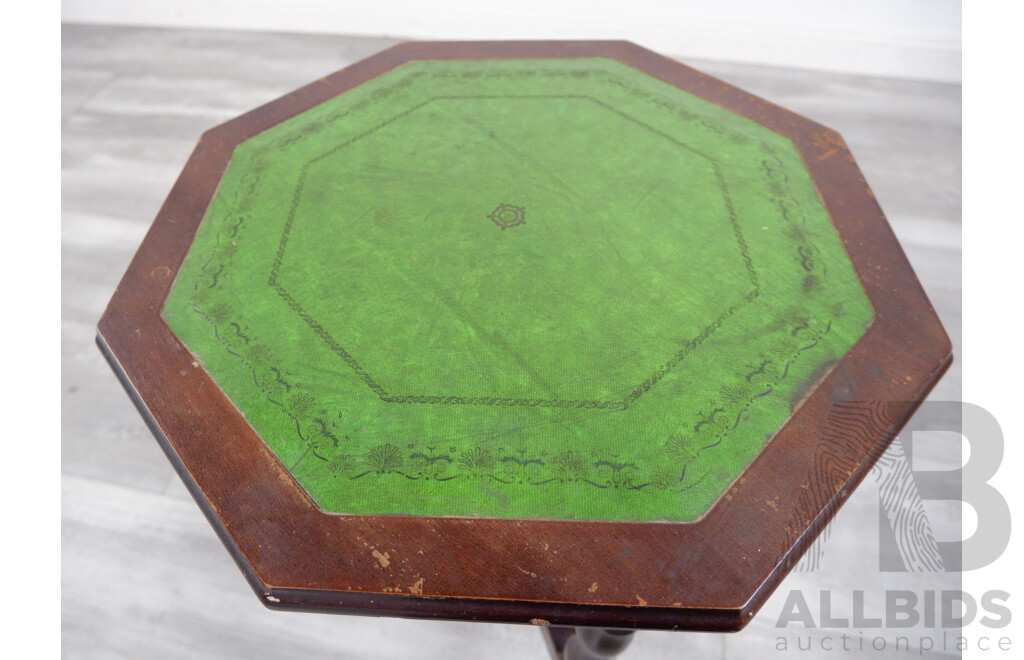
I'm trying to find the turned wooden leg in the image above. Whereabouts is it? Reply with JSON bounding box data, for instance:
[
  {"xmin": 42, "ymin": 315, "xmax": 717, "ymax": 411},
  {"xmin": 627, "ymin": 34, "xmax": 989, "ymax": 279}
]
[{"xmin": 542, "ymin": 627, "xmax": 636, "ymax": 659}]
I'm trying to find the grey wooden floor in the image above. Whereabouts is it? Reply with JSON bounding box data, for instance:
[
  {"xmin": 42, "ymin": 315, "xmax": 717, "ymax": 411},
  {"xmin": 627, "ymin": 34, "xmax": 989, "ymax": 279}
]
[{"xmin": 62, "ymin": 24, "xmax": 962, "ymax": 659}]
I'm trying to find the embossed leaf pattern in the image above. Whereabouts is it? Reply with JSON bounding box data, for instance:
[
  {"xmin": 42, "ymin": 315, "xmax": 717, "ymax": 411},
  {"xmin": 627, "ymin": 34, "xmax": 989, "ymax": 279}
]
[
  {"xmin": 286, "ymin": 393, "xmax": 317, "ymax": 419},
  {"xmin": 367, "ymin": 443, "xmax": 404, "ymax": 473},
  {"xmin": 458, "ymin": 447, "xmax": 496, "ymax": 475},
  {"xmin": 551, "ymin": 451, "xmax": 586, "ymax": 480}
]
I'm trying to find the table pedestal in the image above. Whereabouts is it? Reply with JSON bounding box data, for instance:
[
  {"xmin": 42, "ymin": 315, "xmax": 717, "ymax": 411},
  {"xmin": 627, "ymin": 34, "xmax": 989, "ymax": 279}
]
[{"xmin": 542, "ymin": 628, "xmax": 636, "ymax": 659}]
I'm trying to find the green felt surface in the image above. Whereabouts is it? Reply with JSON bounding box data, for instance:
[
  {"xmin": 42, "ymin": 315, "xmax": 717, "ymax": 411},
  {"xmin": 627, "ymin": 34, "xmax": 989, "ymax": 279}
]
[{"xmin": 163, "ymin": 58, "xmax": 873, "ymax": 521}]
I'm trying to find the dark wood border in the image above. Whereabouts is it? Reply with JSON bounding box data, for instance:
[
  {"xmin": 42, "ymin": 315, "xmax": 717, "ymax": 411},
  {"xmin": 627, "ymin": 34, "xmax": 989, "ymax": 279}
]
[{"xmin": 97, "ymin": 41, "xmax": 952, "ymax": 632}]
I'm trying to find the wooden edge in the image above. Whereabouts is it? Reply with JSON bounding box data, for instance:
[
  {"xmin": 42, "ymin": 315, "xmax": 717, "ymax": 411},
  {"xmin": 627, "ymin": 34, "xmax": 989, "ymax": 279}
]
[
  {"xmin": 736, "ymin": 351, "xmax": 954, "ymax": 626},
  {"xmin": 96, "ymin": 327, "xmax": 754, "ymax": 632},
  {"xmin": 95, "ymin": 330, "xmax": 270, "ymax": 600}
]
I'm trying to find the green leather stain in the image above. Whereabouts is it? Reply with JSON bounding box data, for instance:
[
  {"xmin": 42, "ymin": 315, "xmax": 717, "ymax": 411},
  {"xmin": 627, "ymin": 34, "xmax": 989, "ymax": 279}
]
[{"xmin": 163, "ymin": 58, "xmax": 873, "ymax": 521}]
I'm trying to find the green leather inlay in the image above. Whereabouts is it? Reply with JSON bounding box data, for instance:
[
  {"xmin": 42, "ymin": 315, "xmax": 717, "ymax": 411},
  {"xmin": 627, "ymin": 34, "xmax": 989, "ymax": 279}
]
[{"xmin": 163, "ymin": 58, "xmax": 874, "ymax": 521}]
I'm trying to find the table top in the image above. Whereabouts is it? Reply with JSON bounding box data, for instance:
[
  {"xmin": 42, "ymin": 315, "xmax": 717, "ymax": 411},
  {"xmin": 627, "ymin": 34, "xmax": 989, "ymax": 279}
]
[{"xmin": 98, "ymin": 41, "xmax": 951, "ymax": 632}]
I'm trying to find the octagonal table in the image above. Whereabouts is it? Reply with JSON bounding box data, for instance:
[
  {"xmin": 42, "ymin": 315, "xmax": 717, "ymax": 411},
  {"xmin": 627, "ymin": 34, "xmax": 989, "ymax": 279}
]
[{"xmin": 97, "ymin": 41, "xmax": 952, "ymax": 658}]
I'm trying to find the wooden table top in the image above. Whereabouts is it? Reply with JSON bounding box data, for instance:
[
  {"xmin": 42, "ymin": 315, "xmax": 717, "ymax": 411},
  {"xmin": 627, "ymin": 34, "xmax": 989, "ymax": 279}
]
[{"xmin": 98, "ymin": 40, "xmax": 951, "ymax": 632}]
